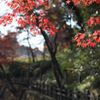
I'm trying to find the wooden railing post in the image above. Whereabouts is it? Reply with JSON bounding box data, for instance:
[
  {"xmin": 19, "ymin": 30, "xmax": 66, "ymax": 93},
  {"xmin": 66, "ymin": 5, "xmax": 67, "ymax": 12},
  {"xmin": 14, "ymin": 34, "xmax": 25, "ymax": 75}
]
[
  {"xmin": 36, "ymin": 82, "xmax": 38, "ymax": 91},
  {"xmin": 15, "ymin": 78, "xmax": 16, "ymax": 84},
  {"xmin": 39, "ymin": 83, "xmax": 41, "ymax": 93},
  {"xmin": 39, "ymin": 83, "xmax": 41, "ymax": 92},
  {"xmin": 23, "ymin": 78, "xmax": 25, "ymax": 86},
  {"xmin": 55, "ymin": 86, "xmax": 57, "ymax": 100},
  {"xmin": 14, "ymin": 79, "xmax": 17, "ymax": 84},
  {"xmin": 43, "ymin": 82, "xmax": 45, "ymax": 94},
  {"xmin": 19, "ymin": 79, "xmax": 21, "ymax": 85},
  {"xmin": 63, "ymin": 89, "xmax": 68, "ymax": 100},
  {"xmin": 60, "ymin": 86, "xmax": 62, "ymax": 100},
  {"xmin": 57, "ymin": 87, "xmax": 60, "ymax": 100},
  {"xmin": 32, "ymin": 83, "xmax": 35, "ymax": 90},
  {"xmin": 50, "ymin": 86, "xmax": 53, "ymax": 97},
  {"xmin": 98, "ymin": 95, "xmax": 100, "ymax": 100},
  {"xmin": 86, "ymin": 90, "xmax": 90, "ymax": 100},
  {"xmin": 47, "ymin": 84, "xmax": 49, "ymax": 96},
  {"xmin": 24, "ymin": 78, "xmax": 26, "ymax": 87},
  {"xmin": 18, "ymin": 79, "xmax": 19, "ymax": 85},
  {"xmin": 13, "ymin": 78, "xmax": 15, "ymax": 84},
  {"xmin": 52, "ymin": 86, "xmax": 55, "ymax": 99},
  {"xmin": 11, "ymin": 78, "xmax": 13, "ymax": 84},
  {"xmin": 69, "ymin": 90, "xmax": 72, "ymax": 100},
  {"xmin": 65, "ymin": 89, "xmax": 68, "ymax": 96},
  {"xmin": 77, "ymin": 90, "xmax": 81, "ymax": 100}
]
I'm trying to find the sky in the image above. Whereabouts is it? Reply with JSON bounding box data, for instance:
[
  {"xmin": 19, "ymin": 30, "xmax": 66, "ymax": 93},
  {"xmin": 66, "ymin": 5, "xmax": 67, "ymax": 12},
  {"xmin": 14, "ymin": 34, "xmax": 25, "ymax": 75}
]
[{"xmin": 0, "ymin": 0, "xmax": 45, "ymax": 51}]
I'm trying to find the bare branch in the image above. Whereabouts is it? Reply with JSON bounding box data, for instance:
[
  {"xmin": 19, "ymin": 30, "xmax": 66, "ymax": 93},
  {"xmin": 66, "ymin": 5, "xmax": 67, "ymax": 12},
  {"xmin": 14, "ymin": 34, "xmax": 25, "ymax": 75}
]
[{"xmin": 53, "ymin": 21, "xmax": 66, "ymax": 55}]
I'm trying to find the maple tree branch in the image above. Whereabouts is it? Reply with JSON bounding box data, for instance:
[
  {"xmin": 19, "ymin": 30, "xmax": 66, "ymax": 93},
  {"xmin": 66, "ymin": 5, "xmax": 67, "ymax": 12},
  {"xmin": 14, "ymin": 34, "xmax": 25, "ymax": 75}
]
[
  {"xmin": 36, "ymin": 18, "xmax": 53, "ymax": 52},
  {"xmin": 53, "ymin": 33, "xmax": 57, "ymax": 55},
  {"xmin": 27, "ymin": 30, "xmax": 35, "ymax": 63},
  {"xmin": 40, "ymin": 27, "xmax": 53, "ymax": 53},
  {"xmin": 53, "ymin": 21, "xmax": 66, "ymax": 55}
]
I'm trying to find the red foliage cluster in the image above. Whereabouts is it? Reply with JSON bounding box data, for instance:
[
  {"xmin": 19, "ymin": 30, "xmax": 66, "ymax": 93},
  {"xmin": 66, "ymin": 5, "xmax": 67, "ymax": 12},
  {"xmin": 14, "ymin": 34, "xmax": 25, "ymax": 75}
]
[
  {"xmin": 66, "ymin": 0, "xmax": 100, "ymax": 48},
  {"xmin": 87, "ymin": 17, "xmax": 100, "ymax": 26},
  {"xmin": 74, "ymin": 33, "xmax": 96, "ymax": 47},
  {"xmin": 66, "ymin": 0, "xmax": 100, "ymax": 5},
  {"xmin": 0, "ymin": 34, "xmax": 19, "ymax": 64},
  {"xmin": 1, "ymin": 0, "xmax": 57, "ymax": 36}
]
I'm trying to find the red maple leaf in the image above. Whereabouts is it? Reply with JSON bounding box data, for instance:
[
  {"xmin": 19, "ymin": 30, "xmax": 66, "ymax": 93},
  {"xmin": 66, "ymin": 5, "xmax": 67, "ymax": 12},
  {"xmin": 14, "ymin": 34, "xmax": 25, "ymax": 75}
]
[
  {"xmin": 66, "ymin": 0, "xmax": 71, "ymax": 4},
  {"xmin": 90, "ymin": 42, "xmax": 96, "ymax": 47}
]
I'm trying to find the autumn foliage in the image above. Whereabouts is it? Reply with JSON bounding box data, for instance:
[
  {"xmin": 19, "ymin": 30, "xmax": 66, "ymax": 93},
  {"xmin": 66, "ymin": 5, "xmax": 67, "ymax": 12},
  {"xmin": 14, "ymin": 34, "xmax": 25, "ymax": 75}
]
[
  {"xmin": 0, "ymin": 0, "xmax": 99, "ymax": 63},
  {"xmin": 66, "ymin": 0, "xmax": 100, "ymax": 5},
  {"xmin": 66, "ymin": 0, "xmax": 100, "ymax": 48},
  {"xmin": 0, "ymin": 0, "xmax": 99, "ymax": 50},
  {"xmin": 0, "ymin": 0, "xmax": 56, "ymax": 64},
  {"xmin": 0, "ymin": 0, "xmax": 59, "ymax": 36},
  {"xmin": 0, "ymin": 32, "xmax": 19, "ymax": 64}
]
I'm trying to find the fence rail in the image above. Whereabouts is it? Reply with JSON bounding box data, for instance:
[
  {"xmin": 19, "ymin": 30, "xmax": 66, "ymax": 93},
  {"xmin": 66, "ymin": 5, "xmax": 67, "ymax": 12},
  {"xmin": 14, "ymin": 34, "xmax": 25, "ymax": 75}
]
[{"xmin": 11, "ymin": 78, "xmax": 100, "ymax": 100}]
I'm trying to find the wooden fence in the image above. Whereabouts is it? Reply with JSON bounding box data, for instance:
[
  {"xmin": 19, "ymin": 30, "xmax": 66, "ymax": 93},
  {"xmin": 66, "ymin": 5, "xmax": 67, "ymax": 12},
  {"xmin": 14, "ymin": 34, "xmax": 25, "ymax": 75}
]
[{"xmin": 11, "ymin": 78, "xmax": 100, "ymax": 100}]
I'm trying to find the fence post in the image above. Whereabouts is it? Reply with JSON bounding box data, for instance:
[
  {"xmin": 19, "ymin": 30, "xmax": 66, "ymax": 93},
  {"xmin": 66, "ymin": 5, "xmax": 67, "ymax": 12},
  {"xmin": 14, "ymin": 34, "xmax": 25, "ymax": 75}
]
[
  {"xmin": 57, "ymin": 87, "xmax": 60, "ymax": 100},
  {"xmin": 16, "ymin": 79, "xmax": 17, "ymax": 84},
  {"xmin": 86, "ymin": 90, "xmax": 90, "ymax": 100},
  {"xmin": 39, "ymin": 83, "xmax": 41, "ymax": 93},
  {"xmin": 60, "ymin": 86, "xmax": 62, "ymax": 100},
  {"xmin": 25, "ymin": 78, "xmax": 27, "ymax": 87},
  {"xmin": 98, "ymin": 95, "xmax": 100, "ymax": 100},
  {"xmin": 24, "ymin": 78, "xmax": 25, "ymax": 86},
  {"xmin": 47, "ymin": 84, "xmax": 49, "ymax": 96},
  {"xmin": 42, "ymin": 82, "xmax": 45, "ymax": 94},
  {"xmin": 19, "ymin": 79, "xmax": 21, "ymax": 85},
  {"xmin": 65, "ymin": 89, "xmax": 68, "ymax": 96},
  {"xmin": 36, "ymin": 82, "xmax": 38, "ymax": 91},
  {"xmin": 21, "ymin": 79, "xmax": 22, "ymax": 85},
  {"xmin": 64, "ymin": 89, "xmax": 68, "ymax": 100},
  {"xmin": 69, "ymin": 90, "xmax": 72, "ymax": 100},
  {"xmin": 15, "ymin": 79, "xmax": 16, "ymax": 84},
  {"xmin": 15, "ymin": 79, "xmax": 18, "ymax": 84},
  {"xmin": 32, "ymin": 83, "xmax": 35, "ymax": 90},
  {"xmin": 55, "ymin": 86, "xmax": 57, "ymax": 100},
  {"xmin": 77, "ymin": 90, "xmax": 81, "ymax": 100},
  {"xmin": 52, "ymin": 86, "xmax": 56, "ymax": 99},
  {"xmin": 52, "ymin": 86, "xmax": 55, "ymax": 98},
  {"xmin": 50, "ymin": 86, "xmax": 53, "ymax": 97},
  {"xmin": 14, "ymin": 78, "xmax": 15, "ymax": 84},
  {"xmin": 18, "ymin": 79, "xmax": 20, "ymax": 85}
]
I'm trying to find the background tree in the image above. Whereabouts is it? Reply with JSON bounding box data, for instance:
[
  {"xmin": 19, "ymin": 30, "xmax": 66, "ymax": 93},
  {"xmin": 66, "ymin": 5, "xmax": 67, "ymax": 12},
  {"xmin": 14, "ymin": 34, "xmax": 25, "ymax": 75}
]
[{"xmin": 0, "ymin": 31, "xmax": 19, "ymax": 95}]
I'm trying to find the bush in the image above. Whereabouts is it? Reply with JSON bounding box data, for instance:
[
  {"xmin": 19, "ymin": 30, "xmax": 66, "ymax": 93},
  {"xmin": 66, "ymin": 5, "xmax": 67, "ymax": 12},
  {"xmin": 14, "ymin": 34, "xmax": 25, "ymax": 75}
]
[{"xmin": 92, "ymin": 76, "xmax": 100, "ymax": 88}]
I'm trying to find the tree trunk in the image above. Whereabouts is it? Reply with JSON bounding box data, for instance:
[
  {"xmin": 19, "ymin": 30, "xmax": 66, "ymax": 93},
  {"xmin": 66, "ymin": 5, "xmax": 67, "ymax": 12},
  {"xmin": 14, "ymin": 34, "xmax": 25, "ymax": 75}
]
[
  {"xmin": 27, "ymin": 30, "xmax": 35, "ymax": 63},
  {"xmin": 0, "ymin": 63, "xmax": 17, "ymax": 95},
  {"xmin": 30, "ymin": 48, "xmax": 35, "ymax": 63},
  {"xmin": 51, "ymin": 57, "xmax": 62, "ymax": 87},
  {"xmin": 40, "ymin": 28, "xmax": 63, "ymax": 87}
]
